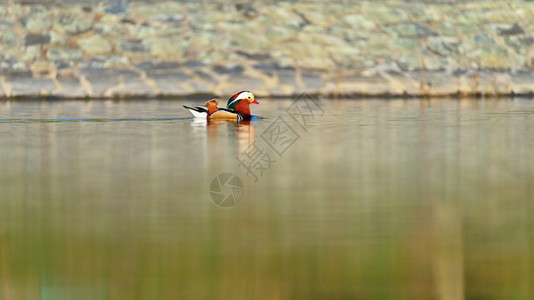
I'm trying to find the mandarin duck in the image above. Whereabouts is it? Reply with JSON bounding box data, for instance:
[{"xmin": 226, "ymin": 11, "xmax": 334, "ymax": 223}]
[
  {"xmin": 184, "ymin": 91, "xmax": 259, "ymax": 121},
  {"xmin": 183, "ymin": 99, "xmax": 220, "ymax": 118},
  {"xmin": 209, "ymin": 91, "xmax": 258, "ymax": 121}
]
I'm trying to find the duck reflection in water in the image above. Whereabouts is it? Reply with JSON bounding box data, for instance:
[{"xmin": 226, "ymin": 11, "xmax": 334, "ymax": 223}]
[{"xmin": 206, "ymin": 119, "xmax": 255, "ymax": 156}]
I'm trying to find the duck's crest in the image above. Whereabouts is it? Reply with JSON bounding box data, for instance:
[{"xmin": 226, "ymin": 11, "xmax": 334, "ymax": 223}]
[{"xmin": 227, "ymin": 90, "xmax": 251, "ymax": 109}]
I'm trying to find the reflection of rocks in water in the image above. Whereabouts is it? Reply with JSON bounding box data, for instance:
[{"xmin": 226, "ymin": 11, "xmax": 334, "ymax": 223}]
[{"xmin": 1, "ymin": 99, "xmax": 534, "ymax": 299}]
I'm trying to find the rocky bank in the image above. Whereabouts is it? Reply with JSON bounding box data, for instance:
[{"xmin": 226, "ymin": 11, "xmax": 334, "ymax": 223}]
[{"xmin": 1, "ymin": 0, "xmax": 534, "ymax": 98}]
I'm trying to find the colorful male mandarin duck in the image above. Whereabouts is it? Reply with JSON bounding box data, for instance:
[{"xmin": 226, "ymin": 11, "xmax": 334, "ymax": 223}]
[
  {"xmin": 184, "ymin": 91, "xmax": 259, "ymax": 121},
  {"xmin": 183, "ymin": 99, "xmax": 220, "ymax": 118},
  {"xmin": 210, "ymin": 91, "xmax": 258, "ymax": 121}
]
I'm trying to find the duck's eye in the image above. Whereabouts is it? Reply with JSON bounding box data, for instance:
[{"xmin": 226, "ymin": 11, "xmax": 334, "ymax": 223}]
[{"xmin": 248, "ymin": 96, "xmax": 251, "ymax": 99}]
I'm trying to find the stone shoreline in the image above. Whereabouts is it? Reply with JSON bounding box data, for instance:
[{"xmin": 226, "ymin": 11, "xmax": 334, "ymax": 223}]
[{"xmin": 1, "ymin": 1, "xmax": 534, "ymax": 98}]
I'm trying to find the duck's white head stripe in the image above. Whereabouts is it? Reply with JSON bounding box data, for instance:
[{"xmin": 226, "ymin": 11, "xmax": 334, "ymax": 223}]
[{"xmin": 227, "ymin": 91, "xmax": 254, "ymax": 108}]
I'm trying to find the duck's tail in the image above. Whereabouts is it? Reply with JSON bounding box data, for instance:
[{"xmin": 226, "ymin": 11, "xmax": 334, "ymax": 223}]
[{"xmin": 183, "ymin": 105, "xmax": 208, "ymax": 118}]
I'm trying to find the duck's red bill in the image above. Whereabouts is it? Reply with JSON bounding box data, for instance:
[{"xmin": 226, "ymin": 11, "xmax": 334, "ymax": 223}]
[{"xmin": 252, "ymin": 100, "xmax": 259, "ymax": 104}]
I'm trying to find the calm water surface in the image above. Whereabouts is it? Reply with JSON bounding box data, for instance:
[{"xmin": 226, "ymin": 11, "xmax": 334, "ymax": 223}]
[{"xmin": 1, "ymin": 98, "xmax": 533, "ymax": 299}]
